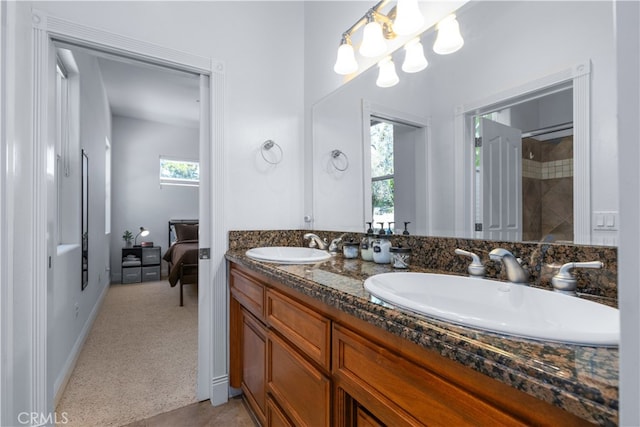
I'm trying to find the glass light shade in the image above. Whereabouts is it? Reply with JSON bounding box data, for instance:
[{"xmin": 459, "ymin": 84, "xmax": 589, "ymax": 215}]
[
  {"xmin": 393, "ymin": 0, "xmax": 424, "ymax": 36},
  {"xmin": 433, "ymin": 14, "xmax": 464, "ymax": 55},
  {"xmin": 402, "ymin": 38, "xmax": 428, "ymax": 73},
  {"xmin": 333, "ymin": 42, "xmax": 358, "ymax": 75},
  {"xmin": 360, "ymin": 21, "xmax": 387, "ymax": 58},
  {"xmin": 376, "ymin": 57, "xmax": 399, "ymax": 88}
]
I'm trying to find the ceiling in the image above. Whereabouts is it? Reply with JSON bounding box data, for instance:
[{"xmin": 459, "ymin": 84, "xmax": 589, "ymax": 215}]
[
  {"xmin": 97, "ymin": 56, "xmax": 200, "ymax": 128},
  {"xmin": 63, "ymin": 46, "xmax": 201, "ymax": 129}
]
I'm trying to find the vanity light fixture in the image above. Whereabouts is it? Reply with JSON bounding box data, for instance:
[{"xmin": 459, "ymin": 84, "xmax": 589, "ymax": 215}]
[
  {"xmin": 402, "ymin": 38, "xmax": 428, "ymax": 73},
  {"xmin": 433, "ymin": 14, "xmax": 464, "ymax": 55},
  {"xmin": 333, "ymin": 34, "xmax": 358, "ymax": 75},
  {"xmin": 376, "ymin": 56, "xmax": 400, "ymax": 88},
  {"xmin": 333, "ymin": 1, "xmax": 464, "ymax": 85},
  {"xmin": 393, "ymin": 0, "xmax": 424, "ymax": 36},
  {"xmin": 360, "ymin": 10, "xmax": 389, "ymax": 58}
]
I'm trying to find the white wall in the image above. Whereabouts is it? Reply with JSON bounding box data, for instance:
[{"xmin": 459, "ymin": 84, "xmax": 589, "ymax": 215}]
[
  {"xmin": 47, "ymin": 49, "xmax": 112, "ymax": 404},
  {"xmin": 3, "ymin": 1, "xmax": 305, "ymax": 421},
  {"xmin": 309, "ymin": 1, "xmax": 617, "ymax": 238},
  {"xmin": 110, "ymin": 116, "xmax": 199, "ymax": 280},
  {"xmin": 616, "ymin": 1, "xmax": 640, "ymax": 423},
  {"xmin": 31, "ymin": 1, "xmax": 306, "ymax": 231}
]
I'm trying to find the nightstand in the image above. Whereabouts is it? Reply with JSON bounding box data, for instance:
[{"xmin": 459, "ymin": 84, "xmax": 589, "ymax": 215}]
[{"xmin": 121, "ymin": 246, "xmax": 161, "ymax": 283}]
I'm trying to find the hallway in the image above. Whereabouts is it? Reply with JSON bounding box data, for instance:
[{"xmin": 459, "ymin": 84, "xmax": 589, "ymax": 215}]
[{"xmin": 55, "ymin": 281, "xmax": 198, "ymax": 426}]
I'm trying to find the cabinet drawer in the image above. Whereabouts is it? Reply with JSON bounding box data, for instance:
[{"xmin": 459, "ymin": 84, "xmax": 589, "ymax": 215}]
[
  {"xmin": 267, "ymin": 396, "xmax": 294, "ymax": 427},
  {"xmin": 266, "ymin": 289, "xmax": 331, "ymax": 370},
  {"xmin": 142, "ymin": 247, "xmax": 161, "ymax": 265},
  {"xmin": 142, "ymin": 266, "xmax": 160, "ymax": 281},
  {"xmin": 333, "ymin": 324, "xmax": 526, "ymax": 426},
  {"xmin": 267, "ymin": 332, "xmax": 331, "ymax": 427},
  {"xmin": 230, "ymin": 268, "xmax": 265, "ymax": 320},
  {"xmin": 122, "ymin": 267, "xmax": 141, "ymax": 284}
]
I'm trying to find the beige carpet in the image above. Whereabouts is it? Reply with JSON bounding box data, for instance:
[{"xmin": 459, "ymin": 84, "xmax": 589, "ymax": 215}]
[{"xmin": 56, "ymin": 280, "xmax": 198, "ymax": 426}]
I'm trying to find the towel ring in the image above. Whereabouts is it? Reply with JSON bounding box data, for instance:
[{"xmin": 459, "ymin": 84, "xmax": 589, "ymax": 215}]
[
  {"xmin": 261, "ymin": 139, "xmax": 283, "ymax": 165},
  {"xmin": 331, "ymin": 149, "xmax": 349, "ymax": 171}
]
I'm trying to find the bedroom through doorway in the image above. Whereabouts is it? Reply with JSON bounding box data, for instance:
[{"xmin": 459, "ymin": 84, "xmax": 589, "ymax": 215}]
[{"xmin": 50, "ymin": 40, "xmax": 205, "ymax": 423}]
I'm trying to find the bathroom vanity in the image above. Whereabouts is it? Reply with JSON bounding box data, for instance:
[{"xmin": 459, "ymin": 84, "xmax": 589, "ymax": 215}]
[{"xmin": 227, "ymin": 248, "xmax": 618, "ymax": 426}]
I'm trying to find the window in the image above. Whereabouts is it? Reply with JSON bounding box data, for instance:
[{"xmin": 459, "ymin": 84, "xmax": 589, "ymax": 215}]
[
  {"xmin": 105, "ymin": 137, "xmax": 111, "ymax": 234},
  {"xmin": 159, "ymin": 157, "xmax": 200, "ymax": 187},
  {"xmin": 370, "ymin": 120, "xmax": 394, "ymax": 230},
  {"xmin": 56, "ymin": 61, "xmax": 70, "ymax": 244}
]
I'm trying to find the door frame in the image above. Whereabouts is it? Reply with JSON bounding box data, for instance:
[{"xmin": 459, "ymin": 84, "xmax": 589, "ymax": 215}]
[
  {"xmin": 30, "ymin": 9, "xmax": 227, "ymax": 416},
  {"xmin": 361, "ymin": 100, "xmax": 431, "ymax": 236},
  {"xmin": 453, "ymin": 60, "xmax": 592, "ymax": 243}
]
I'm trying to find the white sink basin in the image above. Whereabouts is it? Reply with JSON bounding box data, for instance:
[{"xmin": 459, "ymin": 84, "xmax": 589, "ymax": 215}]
[
  {"xmin": 246, "ymin": 246, "xmax": 331, "ymax": 264},
  {"xmin": 364, "ymin": 272, "xmax": 619, "ymax": 346}
]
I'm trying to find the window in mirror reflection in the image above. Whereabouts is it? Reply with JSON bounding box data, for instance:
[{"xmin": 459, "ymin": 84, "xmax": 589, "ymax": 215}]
[
  {"xmin": 370, "ymin": 117, "xmax": 423, "ymax": 234},
  {"xmin": 371, "ymin": 120, "xmax": 395, "ymax": 231}
]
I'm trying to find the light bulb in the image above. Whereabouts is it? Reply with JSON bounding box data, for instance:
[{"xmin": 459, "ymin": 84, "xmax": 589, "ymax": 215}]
[
  {"xmin": 333, "ymin": 41, "xmax": 358, "ymax": 75},
  {"xmin": 376, "ymin": 57, "xmax": 399, "ymax": 88},
  {"xmin": 433, "ymin": 14, "xmax": 464, "ymax": 55},
  {"xmin": 402, "ymin": 38, "xmax": 428, "ymax": 73},
  {"xmin": 393, "ymin": 0, "xmax": 424, "ymax": 36},
  {"xmin": 360, "ymin": 17, "xmax": 387, "ymax": 58}
]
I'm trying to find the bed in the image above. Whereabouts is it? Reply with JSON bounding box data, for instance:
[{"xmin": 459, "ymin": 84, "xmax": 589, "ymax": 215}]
[{"xmin": 163, "ymin": 219, "xmax": 199, "ymax": 306}]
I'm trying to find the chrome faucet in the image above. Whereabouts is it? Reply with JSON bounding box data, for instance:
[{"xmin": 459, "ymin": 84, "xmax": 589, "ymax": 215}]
[
  {"xmin": 552, "ymin": 261, "xmax": 603, "ymax": 296},
  {"xmin": 455, "ymin": 249, "xmax": 486, "ymax": 277},
  {"xmin": 328, "ymin": 233, "xmax": 347, "ymax": 253},
  {"xmin": 303, "ymin": 233, "xmax": 329, "ymax": 250},
  {"xmin": 489, "ymin": 248, "xmax": 529, "ymax": 284}
]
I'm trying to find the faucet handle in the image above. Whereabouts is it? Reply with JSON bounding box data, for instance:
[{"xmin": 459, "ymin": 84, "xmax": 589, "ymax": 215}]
[
  {"xmin": 552, "ymin": 261, "xmax": 603, "ymax": 295},
  {"xmin": 455, "ymin": 249, "xmax": 486, "ymax": 277},
  {"xmin": 329, "ymin": 234, "xmax": 346, "ymax": 253}
]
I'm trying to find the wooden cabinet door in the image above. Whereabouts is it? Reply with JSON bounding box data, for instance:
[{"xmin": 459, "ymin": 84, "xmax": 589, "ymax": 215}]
[
  {"xmin": 267, "ymin": 396, "xmax": 295, "ymax": 427},
  {"xmin": 266, "ymin": 289, "xmax": 331, "ymax": 371},
  {"xmin": 356, "ymin": 406, "xmax": 385, "ymax": 427},
  {"xmin": 267, "ymin": 331, "xmax": 331, "ymax": 427},
  {"xmin": 241, "ymin": 308, "xmax": 267, "ymax": 426}
]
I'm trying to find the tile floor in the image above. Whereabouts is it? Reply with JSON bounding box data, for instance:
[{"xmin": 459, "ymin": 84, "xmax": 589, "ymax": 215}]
[{"xmin": 122, "ymin": 397, "xmax": 257, "ymax": 427}]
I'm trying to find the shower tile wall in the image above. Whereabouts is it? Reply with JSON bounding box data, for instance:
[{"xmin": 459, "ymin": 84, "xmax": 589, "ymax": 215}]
[{"xmin": 522, "ymin": 136, "xmax": 574, "ymax": 242}]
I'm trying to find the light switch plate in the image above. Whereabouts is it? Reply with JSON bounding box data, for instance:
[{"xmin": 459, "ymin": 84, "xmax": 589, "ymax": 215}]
[{"xmin": 593, "ymin": 211, "xmax": 619, "ymax": 230}]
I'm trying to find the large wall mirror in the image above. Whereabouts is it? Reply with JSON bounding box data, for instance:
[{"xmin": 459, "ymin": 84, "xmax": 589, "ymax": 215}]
[
  {"xmin": 81, "ymin": 149, "xmax": 88, "ymax": 290},
  {"xmin": 312, "ymin": 1, "xmax": 617, "ymax": 246}
]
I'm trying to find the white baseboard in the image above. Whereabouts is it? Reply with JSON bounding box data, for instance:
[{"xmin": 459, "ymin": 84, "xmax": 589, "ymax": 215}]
[
  {"xmin": 53, "ymin": 281, "xmax": 110, "ymax": 408},
  {"xmin": 210, "ymin": 375, "xmax": 229, "ymax": 406}
]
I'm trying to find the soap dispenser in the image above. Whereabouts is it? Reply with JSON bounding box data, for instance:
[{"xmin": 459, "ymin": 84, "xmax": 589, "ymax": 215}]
[
  {"xmin": 361, "ymin": 222, "xmax": 375, "ymax": 261},
  {"xmin": 372, "ymin": 235, "xmax": 392, "ymax": 264}
]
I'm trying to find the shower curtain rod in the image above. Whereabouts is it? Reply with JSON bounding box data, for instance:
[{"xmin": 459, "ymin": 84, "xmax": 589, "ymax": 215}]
[{"xmin": 522, "ymin": 122, "xmax": 573, "ymax": 138}]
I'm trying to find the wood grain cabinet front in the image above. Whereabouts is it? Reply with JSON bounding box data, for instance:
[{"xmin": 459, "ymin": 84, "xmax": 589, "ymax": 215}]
[
  {"xmin": 240, "ymin": 308, "xmax": 267, "ymax": 426},
  {"xmin": 266, "ymin": 288, "xmax": 331, "ymax": 371},
  {"xmin": 228, "ymin": 261, "xmax": 590, "ymax": 427},
  {"xmin": 267, "ymin": 331, "xmax": 331, "ymax": 427},
  {"xmin": 230, "ymin": 267, "xmax": 266, "ymax": 321},
  {"xmin": 266, "ymin": 396, "xmax": 295, "ymax": 427}
]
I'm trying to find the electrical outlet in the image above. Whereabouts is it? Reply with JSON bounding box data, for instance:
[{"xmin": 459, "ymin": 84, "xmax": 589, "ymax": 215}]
[{"xmin": 74, "ymin": 303, "xmax": 79, "ymax": 318}]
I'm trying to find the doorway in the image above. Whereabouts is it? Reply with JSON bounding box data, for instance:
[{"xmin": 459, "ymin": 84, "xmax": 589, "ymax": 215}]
[
  {"xmin": 31, "ymin": 9, "xmax": 227, "ymax": 419},
  {"xmin": 453, "ymin": 60, "xmax": 592, "ymax": 244},
  {"xmin": 472, "ymin": 88, "xmax": 574, "ymax": 243}
]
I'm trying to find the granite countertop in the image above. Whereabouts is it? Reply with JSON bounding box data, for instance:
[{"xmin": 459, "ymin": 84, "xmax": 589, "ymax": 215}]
[{"xmin": 226, "ymin": 250, "xmax": 618, "ymax": 426}]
